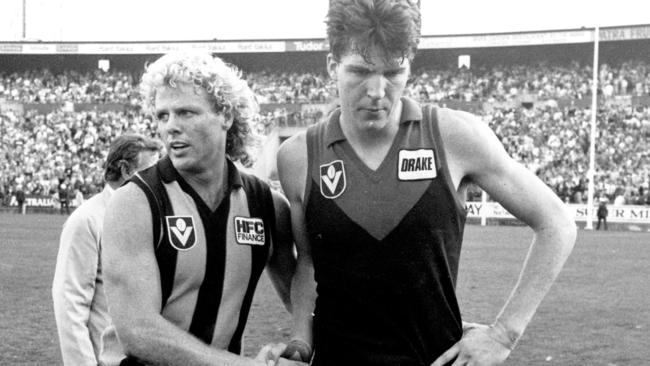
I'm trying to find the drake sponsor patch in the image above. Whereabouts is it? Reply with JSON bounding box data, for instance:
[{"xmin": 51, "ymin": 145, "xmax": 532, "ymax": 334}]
[
  {"xmin": 398, "ymin": 149, "xmax": 437, "ymax": 180},
  {"xmin": 320, "ymin": 160, "xmax": 346, "ymax": 199},
  {"xmin": 166, "ymin": 216, "xmax": 196, "ymax": 251},
  {"xmin": 234, "ymin": 217, "xmax": 265, "ymax": 246}
]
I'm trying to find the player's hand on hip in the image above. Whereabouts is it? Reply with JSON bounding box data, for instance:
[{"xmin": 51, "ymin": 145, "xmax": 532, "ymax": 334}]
[
  {"xmin": 256, "ymin": 343, "xmax": 287, "ymax": 366},
  {"xmin": 431, "ymin": 323, "xmax": 512, "ymax": 366}
]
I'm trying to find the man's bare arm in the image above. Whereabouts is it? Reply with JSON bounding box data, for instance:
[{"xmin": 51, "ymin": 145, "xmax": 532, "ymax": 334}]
[
  {"xmin": 432, "ymin": 109, "xmax": 577, "ymax": 366},
  {"xmin": 266, "ymin": 189, "xmax": 297, "ymax": 313},
  {"xmin": 277, "ymin": 133, "xmax": 316, "ymax": 352}
]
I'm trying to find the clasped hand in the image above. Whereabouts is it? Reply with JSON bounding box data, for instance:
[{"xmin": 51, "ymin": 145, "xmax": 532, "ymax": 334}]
[
  {"xmin": 430, "ymin": 322, "xmax": 514, "ymax": 366},
  {"xmin": 256, "ymin": 343, "xmax": 309, "ymax": 366}
]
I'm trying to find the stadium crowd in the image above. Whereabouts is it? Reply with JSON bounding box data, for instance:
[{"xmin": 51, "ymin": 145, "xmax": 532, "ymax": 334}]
[
  {"xmin": 1, "ymin": 61, "xmax": 650, "ymax": 207},
  {"xmin": 0, "ymin": 69, "xmax": 139, "ymax": 104},
  {"xmin": 486, "ymin": 103, "xmax": 650, "ymax": 205},
  {"xmin": 3, "ymin": 61, "xmax": 650, "ymax": 105},
  {"xmin": 246, "ymin": 70, "xmax": 333, "ymax": 104},
  {"xmin": 407, "ymin": 61, "xmax": 650, "ymax": 103},
  {"xmin": 0, "ymin": 108, "xmax": 157, "ymax": 207}
]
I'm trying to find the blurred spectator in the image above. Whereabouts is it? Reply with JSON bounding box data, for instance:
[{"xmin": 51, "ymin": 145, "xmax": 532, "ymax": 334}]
[
  {"xmin": 58, "ymin": 182, "xmax": 71, "ymax": 215},
  {"xmin": 597, "ymin": 197, "xmax": 609, "ymax": 230},
  {"xmin": 15, "ymin": 184, "xmax": 25, "ymax": 214}
]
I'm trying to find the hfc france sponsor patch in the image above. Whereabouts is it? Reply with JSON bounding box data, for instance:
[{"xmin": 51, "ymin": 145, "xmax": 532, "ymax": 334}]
[
  {"xmin": 234, "ymin": 217, "xmax": 265, "ymax": 246},
  {"xmin": 397, "ymin": 149, "xmax": 437, "ymax": 181},
  {"xmin": 166, "ymin": 216, "xmax": 196, "ymax": 251},
  {"xmin": 320, "ymin": 160, "xmax": 346, "ymax": 199}
]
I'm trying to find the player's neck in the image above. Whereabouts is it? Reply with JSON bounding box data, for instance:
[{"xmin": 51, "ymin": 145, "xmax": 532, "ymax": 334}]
[
  {"xmin": 340, "ymin": 103, "xmax": 402, "ymax": 170},
  {"xmin": 180, "ymin": 160, "xmax": 228, "ymax": 211}
]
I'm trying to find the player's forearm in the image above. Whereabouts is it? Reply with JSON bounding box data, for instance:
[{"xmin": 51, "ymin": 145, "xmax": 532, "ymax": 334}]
[
  {"xmin": 267, "ymin": 266, "xmax": 294, "ymax": 313},
  {"xmin": 266, "ymin": 238, "xmax": 297, "ymax": 313},
  {"xmin": 289, "ymin": 260, "xmax": 316, "ymax": 345},
  {"xmin": 494, "ymin": 222, "xmax": 576, "ymax": 347},
  {"xmin": 115, "ymin": 315, "xmax": 264, "ymax": 366}
]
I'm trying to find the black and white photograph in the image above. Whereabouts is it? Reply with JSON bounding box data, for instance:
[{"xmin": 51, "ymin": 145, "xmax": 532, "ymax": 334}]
[{"xmin": 1, "ymin": 1, "xmax": 648, "ymax": 365}]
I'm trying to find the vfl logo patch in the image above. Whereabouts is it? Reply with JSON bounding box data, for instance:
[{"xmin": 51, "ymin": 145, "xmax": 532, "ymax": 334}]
[
  {"xmin": 320, "ymin": 160, "xmax": 346, "ymax": 199},
  {"xmin": 166, "ymin": 216, "xmax": 196, "ymax": 251},
  {"xmin": 398, "ymin": 149, "xmax": 437, "ymax": 181},
  {"xmin": 234, "ymin": 217, "xmax": 265, "ymax": 246}
]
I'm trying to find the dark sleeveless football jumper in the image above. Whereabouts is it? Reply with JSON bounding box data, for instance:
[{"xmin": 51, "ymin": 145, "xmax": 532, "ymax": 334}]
[
  {"xmin": 305, "ymin": 98, "xmax": 467, "ymax": 365},
  {"xmin": 118, "ymin": 156, "xmax": 275, "ymax": 364}
]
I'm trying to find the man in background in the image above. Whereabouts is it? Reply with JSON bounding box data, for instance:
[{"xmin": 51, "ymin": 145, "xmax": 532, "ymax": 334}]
[
  {"xmin": 52, "ymin": 133, "xmax": 162, "ymax": 365},
  {"xmin": 15, "ymin": 184, "xmax": 26, "ymax": 214},
  {"xmin": 597, "ymin": 196, "xmax": 609, "ymax": 230},
  {"xmin": 58, "ymin": 182, "xmax": 71, "ymax": 215}
]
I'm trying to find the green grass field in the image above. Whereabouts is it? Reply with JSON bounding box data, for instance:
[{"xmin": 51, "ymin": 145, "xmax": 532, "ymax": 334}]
[{"xmin": 1, "ymin": 212, "xmax": 648, "ymax": 365}]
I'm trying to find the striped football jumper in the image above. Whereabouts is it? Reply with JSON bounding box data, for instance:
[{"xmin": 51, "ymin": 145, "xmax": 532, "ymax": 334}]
[{"xmin": 100, "ymin": 156, "xmax": 276, "ymax": 365}]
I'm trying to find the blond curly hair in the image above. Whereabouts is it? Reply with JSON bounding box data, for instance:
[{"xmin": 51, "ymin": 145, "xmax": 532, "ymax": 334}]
[{"xmin": 140, "ymin": 52, "xmax": 259, "ymax": 166}]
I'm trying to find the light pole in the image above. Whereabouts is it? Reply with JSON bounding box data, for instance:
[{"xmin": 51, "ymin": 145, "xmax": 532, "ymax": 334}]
[{"xmin": 22, "ymin": 0, "xmax": 27, "ymax": 39}]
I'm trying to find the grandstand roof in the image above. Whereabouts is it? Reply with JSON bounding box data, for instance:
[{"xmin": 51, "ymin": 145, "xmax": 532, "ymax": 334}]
[{"xmin": 0, "ymin": 0, "xmax": 647, "ymax": 42}]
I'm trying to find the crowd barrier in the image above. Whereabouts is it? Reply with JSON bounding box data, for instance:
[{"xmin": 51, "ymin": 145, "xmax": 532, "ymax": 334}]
[
  {"xmin": 3, "ymin": 194, "xmax": 649, "ymax": 231},
  {"xmin": 2, "ymin": 194, "xmax": 82, "ymax": 213},
  {"xmin": 5, "ymin": 95, "xmax": 650, "ymax": 118},
  {"xmin": 467, "ymin": 202, "xmax": 650, "ymax": 231}
]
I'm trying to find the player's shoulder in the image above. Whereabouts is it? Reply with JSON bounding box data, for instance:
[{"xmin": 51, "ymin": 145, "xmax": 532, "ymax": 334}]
[
  {"xmin": 106, "ymin": 181, "xmax": 150, "ymax": 216},
  {"xmin": 278, "ymin": 115, "xmax": 331, "ymax": 162},
  {"xmin": 277, "ymin": 130, "xmax": 308, "ymax": 178},
  {"xmin": 278, "ymin": 129, "xmax": 307, "ymax": 164},
  {"xmin": 436, "ymin": 106, "xmax": 514, "ymax": 180},
  {"xmin": 236, "ymin": 166, "xmax": 271, "ymax": 191},
  {"xmin": 435, "ymin": 107, "xmax": 498, "ymax": 150},
  {"xmin": 436, "ymin": 107, "xmax": 484, "ymax": 135},
  {"xmin": 276, "ymin": 130, "xmax": 309, "ymax": 202},
  {"xmin": 102, "ymin": 182, "xmax": 153, "ymax": 244}
]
